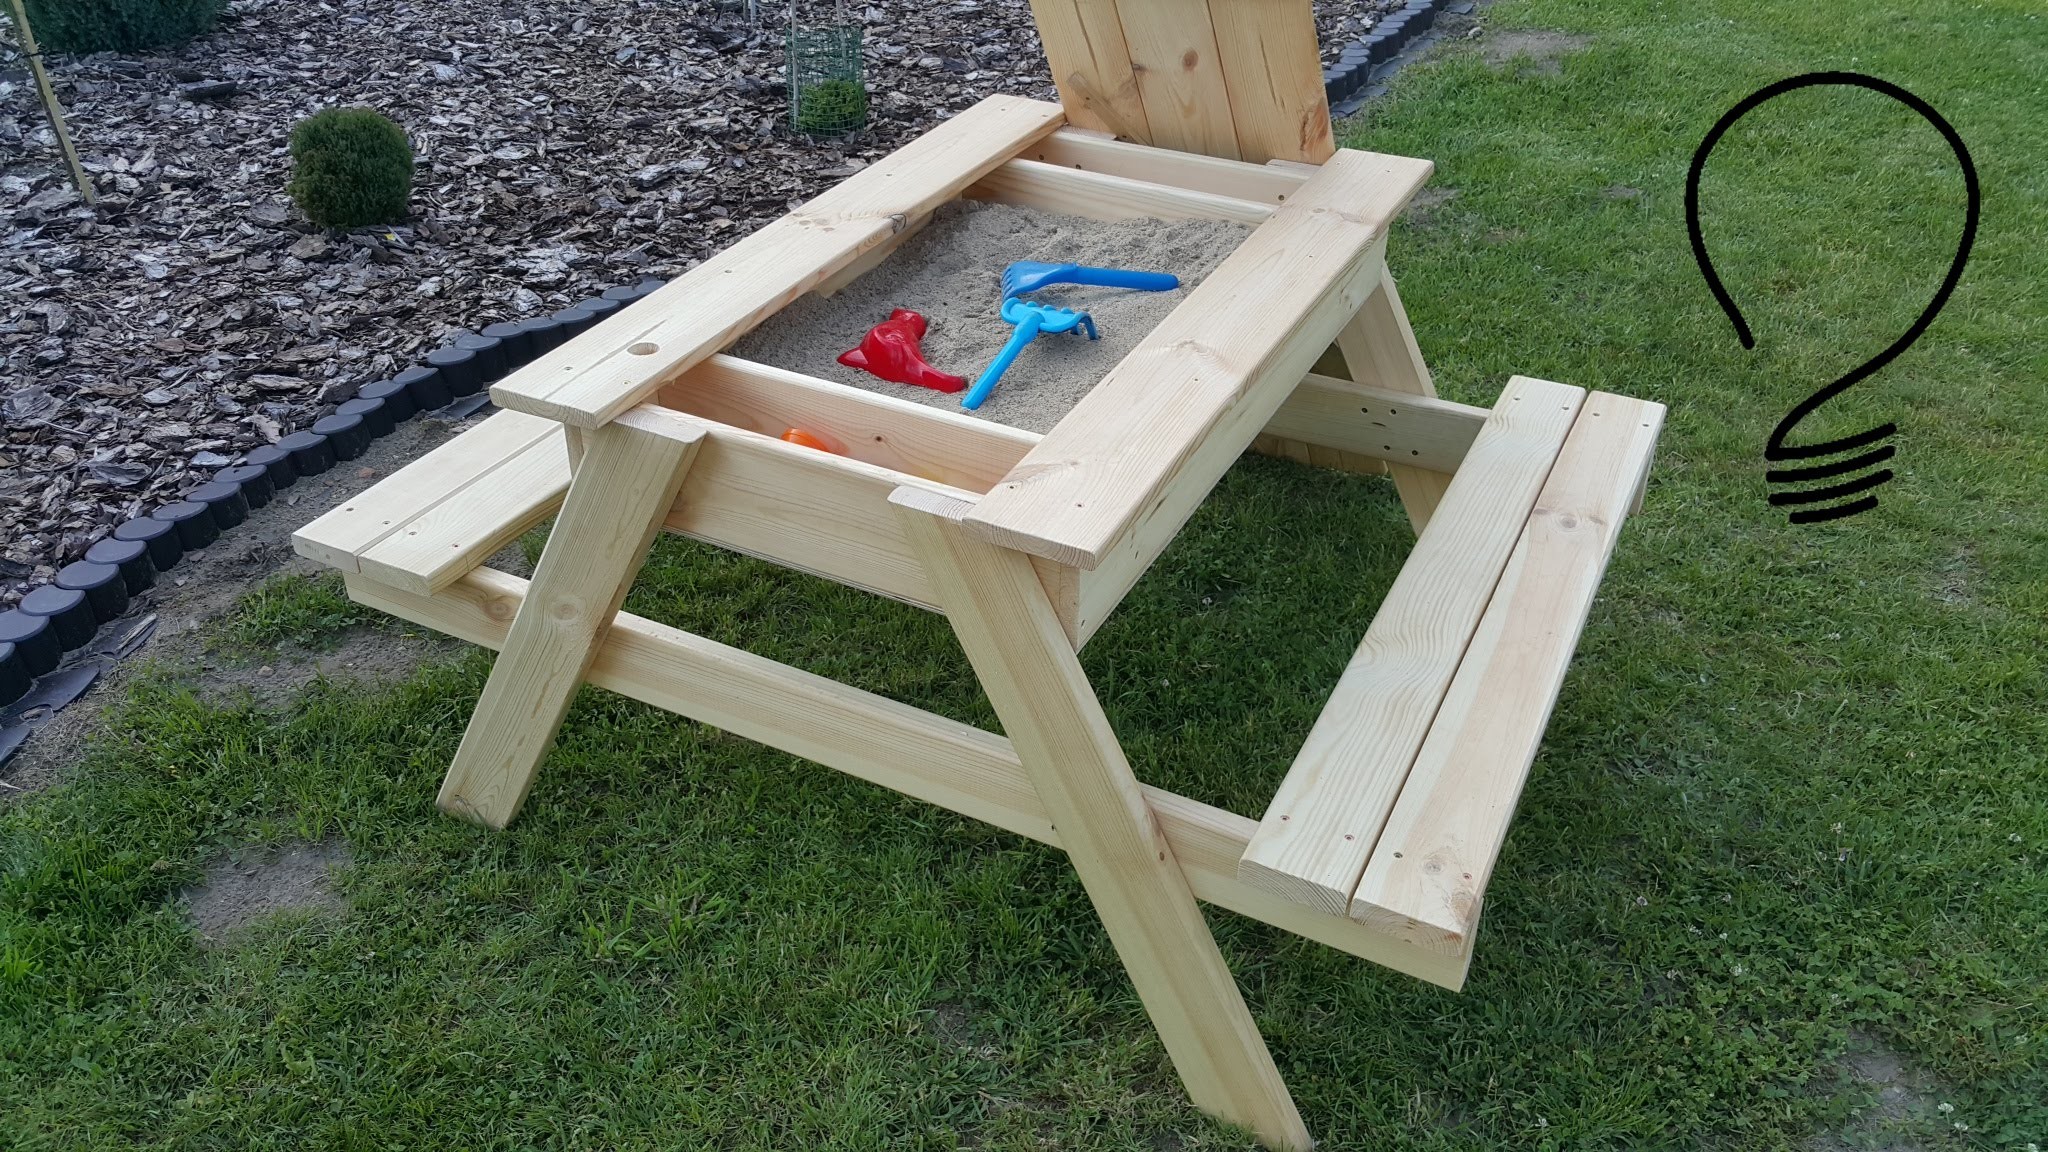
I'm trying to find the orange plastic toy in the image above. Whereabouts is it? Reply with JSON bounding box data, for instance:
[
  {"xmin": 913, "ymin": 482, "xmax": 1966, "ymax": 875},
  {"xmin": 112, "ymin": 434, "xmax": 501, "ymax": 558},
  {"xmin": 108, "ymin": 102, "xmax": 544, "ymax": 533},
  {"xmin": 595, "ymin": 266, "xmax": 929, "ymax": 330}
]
[
  {"xmin": 837, "ymin": 309, "xmax": 967, "ymax": 394},
  {"xmin": 780, "ymin": 427, "xmax": 843, "ymax": 454}
]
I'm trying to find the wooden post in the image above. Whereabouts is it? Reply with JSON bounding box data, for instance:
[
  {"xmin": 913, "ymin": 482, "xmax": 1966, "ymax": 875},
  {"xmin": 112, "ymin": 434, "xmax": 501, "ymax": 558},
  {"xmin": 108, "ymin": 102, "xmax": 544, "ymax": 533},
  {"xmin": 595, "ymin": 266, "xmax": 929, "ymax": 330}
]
[
  {"xmin": 896, "ymin": 488, "xmax": 1311, "ymax": 1151},
  {"xmin": 4, "ymin": 0, "xmax": 93, "ymax": 204},
  {"xmin": 437, "ymin": 408, "xmax": 704, "ymax": 829},
  {"xmin": 1336, "ymin": 264, "xmax": 1448, "ymax": 532}
]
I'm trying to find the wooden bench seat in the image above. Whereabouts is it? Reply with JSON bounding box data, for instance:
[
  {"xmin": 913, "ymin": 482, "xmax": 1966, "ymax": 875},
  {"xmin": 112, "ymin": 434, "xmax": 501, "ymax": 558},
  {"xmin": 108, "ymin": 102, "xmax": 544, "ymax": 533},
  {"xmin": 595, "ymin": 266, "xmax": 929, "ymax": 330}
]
[
  {"xmin": 1239, "ymin": 383, "xmax": 1664, "ymax": 957},
  {"xmin": 292, "ymin": 411, "xmax": 571, "ymax": 597}
]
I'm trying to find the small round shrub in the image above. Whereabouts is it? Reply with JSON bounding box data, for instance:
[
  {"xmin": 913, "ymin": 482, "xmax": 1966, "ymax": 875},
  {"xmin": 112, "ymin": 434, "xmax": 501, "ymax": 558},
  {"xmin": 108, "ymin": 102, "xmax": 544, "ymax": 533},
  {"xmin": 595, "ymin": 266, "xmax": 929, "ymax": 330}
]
[
  {"xmin": 795, "ymin": 79, "xmax": 868, "ymax": 135},
  {"xmin": 22, "ymin": 0, "xmax": 225, "ymax": 53},
  {"xmin": 287, "ymin": 108, "xmax": 414, "ymax": 231}
]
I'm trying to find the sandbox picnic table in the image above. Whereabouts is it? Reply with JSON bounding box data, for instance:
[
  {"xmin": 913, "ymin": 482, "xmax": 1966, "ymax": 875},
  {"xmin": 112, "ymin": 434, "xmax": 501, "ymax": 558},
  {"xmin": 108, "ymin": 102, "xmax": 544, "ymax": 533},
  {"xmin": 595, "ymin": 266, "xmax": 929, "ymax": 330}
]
[{"xmin": 294, "ymin": 4, "xmax": 1663, "ymax": 1143}]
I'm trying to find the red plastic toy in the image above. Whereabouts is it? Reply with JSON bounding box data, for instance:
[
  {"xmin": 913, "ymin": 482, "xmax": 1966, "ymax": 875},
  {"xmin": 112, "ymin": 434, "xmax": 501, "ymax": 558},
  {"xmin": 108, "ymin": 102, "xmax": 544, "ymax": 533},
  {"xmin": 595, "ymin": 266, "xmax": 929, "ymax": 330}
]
[{"xmin": 837, "ymin": 309, "xmax": 967, "ymax": 394}]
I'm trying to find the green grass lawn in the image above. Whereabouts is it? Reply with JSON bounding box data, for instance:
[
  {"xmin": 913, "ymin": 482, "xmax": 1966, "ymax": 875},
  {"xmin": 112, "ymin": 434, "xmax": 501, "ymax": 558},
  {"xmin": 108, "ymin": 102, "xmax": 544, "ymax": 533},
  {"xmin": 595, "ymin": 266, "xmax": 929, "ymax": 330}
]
[{"xmin": 5, "ymin": 0, "xmax": 2044, "ymax": 1147}]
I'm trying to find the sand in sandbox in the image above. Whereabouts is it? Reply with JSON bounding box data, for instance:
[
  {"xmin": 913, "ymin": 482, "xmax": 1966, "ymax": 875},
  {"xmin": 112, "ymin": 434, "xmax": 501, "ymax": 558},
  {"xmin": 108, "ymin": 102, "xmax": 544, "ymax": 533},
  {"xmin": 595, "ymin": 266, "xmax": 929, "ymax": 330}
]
[{"xmin": 733, "ymin": 201, "xmax": 1252, "ymax": 434}]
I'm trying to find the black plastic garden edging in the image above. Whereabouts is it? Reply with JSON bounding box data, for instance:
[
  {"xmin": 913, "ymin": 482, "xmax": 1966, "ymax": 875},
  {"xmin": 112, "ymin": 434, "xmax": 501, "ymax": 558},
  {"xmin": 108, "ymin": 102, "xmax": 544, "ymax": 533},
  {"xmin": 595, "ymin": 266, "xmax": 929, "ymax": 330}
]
[
  {"xmin": 1322, "ymin": 0, "xmax": 1469, "ymax": 115},
  {"xmin": 0, "ymin": 279, "xmax": 667, "ymax": 717}
]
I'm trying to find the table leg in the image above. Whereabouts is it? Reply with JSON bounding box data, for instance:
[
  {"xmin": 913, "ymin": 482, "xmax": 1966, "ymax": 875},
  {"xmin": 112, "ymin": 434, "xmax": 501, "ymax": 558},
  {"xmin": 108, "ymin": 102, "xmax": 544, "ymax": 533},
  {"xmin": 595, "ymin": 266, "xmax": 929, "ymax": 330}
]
[
  {"xmin": 1338, "ymin": 264, "xmax": 1450, "ymax": 533},
  {"xmin": 436, "ymin": 410, "xmax": 704, "ymax": 829},
  {"xmin": 897, "ymin": 489, "xmax": 1311, "ymax": 1151}
]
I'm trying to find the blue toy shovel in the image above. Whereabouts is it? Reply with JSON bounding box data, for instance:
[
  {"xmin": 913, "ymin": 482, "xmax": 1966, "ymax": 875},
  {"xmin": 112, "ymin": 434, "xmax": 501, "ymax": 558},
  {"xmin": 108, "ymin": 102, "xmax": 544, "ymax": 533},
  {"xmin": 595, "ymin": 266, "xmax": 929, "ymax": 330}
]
[{"xmin": 960, "ymin": 262, "xmax": 1180, "ymax": 411}]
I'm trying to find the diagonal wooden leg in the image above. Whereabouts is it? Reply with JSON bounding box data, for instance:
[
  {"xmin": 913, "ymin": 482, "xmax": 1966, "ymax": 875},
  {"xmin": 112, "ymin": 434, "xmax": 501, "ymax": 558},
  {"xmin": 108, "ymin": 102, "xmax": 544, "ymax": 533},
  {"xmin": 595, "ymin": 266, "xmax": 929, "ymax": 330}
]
[
  {"xmin": 1336, "ymin": 263, "xmax": 1450, "ymax": 533},
  {"xmin": 895, "ymin": 488, "xmax": 1311, "ymax": 1151},
  {"xmin": 437, "ymin": 408, "xmax": 705, "ymax": 829}
]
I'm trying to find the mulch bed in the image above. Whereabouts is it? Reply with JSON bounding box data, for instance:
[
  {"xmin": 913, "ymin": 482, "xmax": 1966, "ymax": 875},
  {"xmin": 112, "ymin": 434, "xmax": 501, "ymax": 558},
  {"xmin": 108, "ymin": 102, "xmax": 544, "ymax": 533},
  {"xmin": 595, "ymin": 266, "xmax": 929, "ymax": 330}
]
[{"xmin": 0, "ymin": 0, "xmax": 1390, "ymax": 605}]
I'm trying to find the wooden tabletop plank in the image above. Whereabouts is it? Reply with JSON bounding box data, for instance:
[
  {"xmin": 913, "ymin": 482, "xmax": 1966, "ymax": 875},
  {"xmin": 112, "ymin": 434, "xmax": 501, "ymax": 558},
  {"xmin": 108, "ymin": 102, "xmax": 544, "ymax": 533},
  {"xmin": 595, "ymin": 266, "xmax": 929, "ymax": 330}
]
[
  {"xmin": 490, "ymin": 96, "xmax": 1065, "ymax": 429},
  {"xmin": 959, "ymin": 148, "xmax": 1433, "ymax": 569},
  {"xmin": 1236, "ymin": 377, "xmax": 1585, "ymax": 916},
  {"xmin": 1350, "ymin": 392, "xmax": 1664, "ymax": 948}
]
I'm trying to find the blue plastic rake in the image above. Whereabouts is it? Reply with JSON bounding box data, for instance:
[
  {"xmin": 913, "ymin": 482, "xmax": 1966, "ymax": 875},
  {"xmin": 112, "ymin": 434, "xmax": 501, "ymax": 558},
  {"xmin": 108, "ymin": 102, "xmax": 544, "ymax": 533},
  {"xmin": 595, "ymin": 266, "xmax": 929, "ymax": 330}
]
[{"xmin": 960, "ymin": 262, "xmax": 1180, "ymax": 411}]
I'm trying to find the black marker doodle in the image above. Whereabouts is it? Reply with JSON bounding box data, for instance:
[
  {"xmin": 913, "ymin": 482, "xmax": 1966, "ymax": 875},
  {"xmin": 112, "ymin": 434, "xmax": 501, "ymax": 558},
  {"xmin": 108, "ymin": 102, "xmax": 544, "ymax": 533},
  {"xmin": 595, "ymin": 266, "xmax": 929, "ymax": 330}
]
[{"xmin": 1684, "ymin": 71, "xmax": 1979, "ymax": 525}]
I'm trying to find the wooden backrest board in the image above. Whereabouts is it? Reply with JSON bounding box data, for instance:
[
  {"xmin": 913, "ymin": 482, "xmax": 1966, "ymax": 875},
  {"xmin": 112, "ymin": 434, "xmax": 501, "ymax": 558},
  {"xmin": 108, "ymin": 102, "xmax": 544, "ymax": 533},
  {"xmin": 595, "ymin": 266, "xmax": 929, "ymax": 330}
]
[{"xmin": 1026, "ymin": 0, "xmax": 1334, "ymax": 164}]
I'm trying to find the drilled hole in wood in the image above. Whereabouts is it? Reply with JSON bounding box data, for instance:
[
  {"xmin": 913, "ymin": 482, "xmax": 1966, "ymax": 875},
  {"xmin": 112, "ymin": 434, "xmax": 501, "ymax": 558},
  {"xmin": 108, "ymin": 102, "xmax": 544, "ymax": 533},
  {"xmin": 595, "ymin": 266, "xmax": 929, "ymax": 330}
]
[{"xmin": 628, "ymin": 342, "xmax": 659, "ymax": 356}]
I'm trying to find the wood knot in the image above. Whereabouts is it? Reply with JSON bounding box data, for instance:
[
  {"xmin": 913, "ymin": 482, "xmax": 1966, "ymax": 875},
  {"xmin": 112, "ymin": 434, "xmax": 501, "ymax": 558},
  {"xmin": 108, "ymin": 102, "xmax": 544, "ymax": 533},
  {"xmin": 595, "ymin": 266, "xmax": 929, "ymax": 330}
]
[{"xmin": 1181, "ymin": 49, "xmax": 1199, "ymax": 71}]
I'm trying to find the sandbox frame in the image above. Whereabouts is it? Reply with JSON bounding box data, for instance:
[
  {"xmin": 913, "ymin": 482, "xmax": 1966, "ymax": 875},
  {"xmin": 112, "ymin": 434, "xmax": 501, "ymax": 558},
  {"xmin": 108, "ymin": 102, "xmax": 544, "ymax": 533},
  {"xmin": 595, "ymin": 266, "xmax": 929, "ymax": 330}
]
[{"xmin": 298, "ymin": 93, "xmax": 1663, "ymax": 1149}]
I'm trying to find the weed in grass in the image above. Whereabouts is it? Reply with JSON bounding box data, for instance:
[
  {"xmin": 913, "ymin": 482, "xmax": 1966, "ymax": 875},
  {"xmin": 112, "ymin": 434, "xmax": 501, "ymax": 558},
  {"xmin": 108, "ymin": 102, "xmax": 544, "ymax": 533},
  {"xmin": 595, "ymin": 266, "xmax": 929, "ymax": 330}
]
[{"xmin": 213, "ymin": 571, "xmax": 383, "ymax": 654}]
